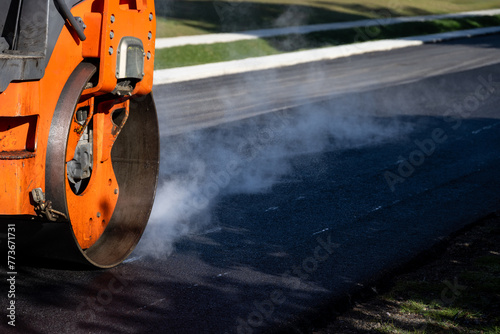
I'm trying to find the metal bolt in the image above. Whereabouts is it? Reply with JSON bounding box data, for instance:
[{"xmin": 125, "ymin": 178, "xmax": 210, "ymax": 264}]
[
  {"xmin": 76, "ymin": 17, "xmax": 86, "ymax": 29},
  {"xmin": 147, "ymin": 51, "xmax": 151, "ymax": 60},
  {"xmin": 149, "ymin": 13, "xmax": 153, "ymax": 21},
  {"xmin": 148, "ymin": 32, "xmax": 152, "ymax": 40},
  {"xmin": 109, "ymin": 47, "xmax": 113, "ymax": 55},
  {"xmin": 114, "ymin": 189, "xmax": 118, "ymax": 194},
  {"xmin": 110, "ymin": 14, "xmax": 115, "ymax": 23},
  {"xmin": 110, "ymin": 31, "xmax": 114, "ymax": 39},
  {"xmin": 97, "ymin": 212, "xmax": 101, "ymax": 218}
]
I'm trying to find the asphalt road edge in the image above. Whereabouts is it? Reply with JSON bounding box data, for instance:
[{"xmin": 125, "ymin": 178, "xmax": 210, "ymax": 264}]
[{"xmin": 268, "ymin": 211, "xmax": 500, "ymax": 334}]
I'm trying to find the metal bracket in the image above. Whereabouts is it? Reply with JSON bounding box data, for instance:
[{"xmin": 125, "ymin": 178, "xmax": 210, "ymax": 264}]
[{"xmin": 54, "ymin": 0, "xmax": 86, "ymax": 41}]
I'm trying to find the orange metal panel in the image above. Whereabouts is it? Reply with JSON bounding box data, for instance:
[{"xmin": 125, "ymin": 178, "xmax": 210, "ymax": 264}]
[
  {"xmin": 82, "ymin": 12, "xmax": 103, "ymax": 58},
  {"xmin": 83, "ymin": 0, "xmax": 156, "ymax": 95},
  {"xmin": 65, "ymin": 98, "xmax": 127, "ymax": 248},
  {"xmin": 0, "ymin": 0, "xmax": 156, "ymax": 218},
  {"xmin": 0, "ymin": 116, "xmax": 38, "ymax": 153}
]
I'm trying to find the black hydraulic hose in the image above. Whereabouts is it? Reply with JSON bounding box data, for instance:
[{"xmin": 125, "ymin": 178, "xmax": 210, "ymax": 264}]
[{"xmin": 54, "ymin": 0, "xmax": 86, "ymax": 41}]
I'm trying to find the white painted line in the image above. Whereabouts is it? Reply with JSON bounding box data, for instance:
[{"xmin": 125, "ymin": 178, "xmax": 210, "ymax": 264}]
[
  {"xmin": 156, "ymin": 8, "xmax": 500, "ymax": 48},
  {"xmin": 153, "ymin": 27, "xmax": 500, "ymax": 86}
]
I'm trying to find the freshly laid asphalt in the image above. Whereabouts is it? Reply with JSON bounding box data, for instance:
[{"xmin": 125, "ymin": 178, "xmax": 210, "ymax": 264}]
[{"xmin": 1, "ymin": 34, "xmax": 500, "ymax": 333}]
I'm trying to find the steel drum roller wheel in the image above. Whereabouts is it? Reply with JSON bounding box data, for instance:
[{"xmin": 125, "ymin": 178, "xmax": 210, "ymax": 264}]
[{"xmin": 42, "ymin": 62, "xmax": 159, "ymax": 268}]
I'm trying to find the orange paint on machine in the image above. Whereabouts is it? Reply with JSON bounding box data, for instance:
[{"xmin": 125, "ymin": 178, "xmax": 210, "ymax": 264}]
[{"xmin": 0, "ymin": 0, "xmax": 159, "ymax": 268}]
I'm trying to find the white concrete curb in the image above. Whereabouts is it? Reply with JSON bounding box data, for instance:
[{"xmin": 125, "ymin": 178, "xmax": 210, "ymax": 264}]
[
  {"xmin": 156, "ymin": 8, "xmax": 500, "ymax": 48},
  {"xmin": 153, "ymin": 27, "xmax": 500, "ymax": 86}
]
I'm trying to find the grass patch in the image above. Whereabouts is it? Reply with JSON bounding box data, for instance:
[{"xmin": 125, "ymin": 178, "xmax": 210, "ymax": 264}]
[
  {"xmin": 157, "ymin": 17, "xmax": 218, "ymax": 37},
  {"xmin": 372, "ymin": 241, "xmax": 500, "ymax": 332},
  {"xmin": 370, "ymin": 233, "xmax": 498, "ymax": 333},
  {"xmin": 374, "ymin": 275, "xmax": 499, "ymax": 333},
  {"xmin": 377, "ymin": 322, "xmax": 420, "ymax": 334},
  {"xmin": 154, "ymin": 15, "xmax": 500, "ymax": 69},
  {"xmin": 155, "ymin": 39, "xmax": 281, "ymax": 68},
  {"xmin": 155, "ymin": 0, "xmax": 500, "ymax": 37}
]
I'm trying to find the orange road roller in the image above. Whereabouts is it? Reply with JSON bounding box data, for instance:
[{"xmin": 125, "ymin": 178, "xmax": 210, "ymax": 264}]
[{"xmin": 0, "ymin": 0, "xmax": 159, "ymax": 268}]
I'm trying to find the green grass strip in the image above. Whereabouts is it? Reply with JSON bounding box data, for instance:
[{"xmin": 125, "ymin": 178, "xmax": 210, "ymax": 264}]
[
  {"xmin": 155, "ymin": 0, "xmax": 500, "ymax": 37},
  {"xmin": 155, "ymin": 15, "xmax": 500, "ymax": 70}
]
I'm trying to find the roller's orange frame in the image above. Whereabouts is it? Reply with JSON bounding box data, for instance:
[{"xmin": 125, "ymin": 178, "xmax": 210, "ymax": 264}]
[{"xmin": 0, "ymin": 0, "xmax": 158, "ymax": 266}]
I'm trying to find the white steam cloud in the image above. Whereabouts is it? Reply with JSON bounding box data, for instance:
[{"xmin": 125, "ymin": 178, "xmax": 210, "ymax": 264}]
[
  {"xmin": 137, "ymin": 3, "xmax": 412, "ymax": 258},
  {"xmin": 136, "ymin": 96, "xmax": 411, "ymax": 258}
]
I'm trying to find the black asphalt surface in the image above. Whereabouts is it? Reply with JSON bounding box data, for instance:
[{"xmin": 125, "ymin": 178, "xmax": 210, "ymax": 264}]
[{"xmin": 2, "ymin": 34, "xmax": 500, "ymax": 334}]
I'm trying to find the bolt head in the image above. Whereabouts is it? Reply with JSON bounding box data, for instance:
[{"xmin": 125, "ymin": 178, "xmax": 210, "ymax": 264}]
[
  {"xmin": 110, "ymin": 14, "xmax": 115, "ymax": 23},
  {"xmin": 149, "ymin": 13, "xmax": 153, "ymax": 21},
  {"xmin": 109, "ymin": 47, "xmax": 114, "ymax": 55}
]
